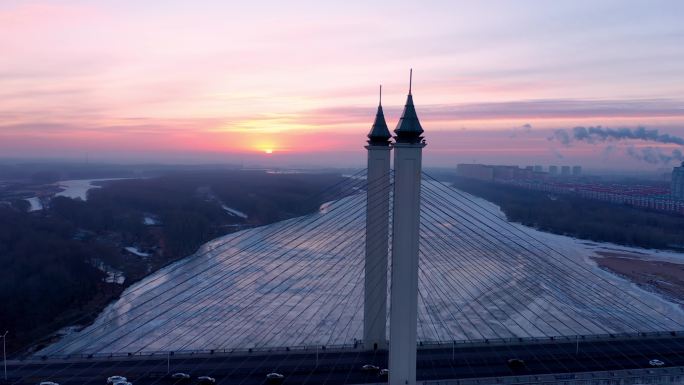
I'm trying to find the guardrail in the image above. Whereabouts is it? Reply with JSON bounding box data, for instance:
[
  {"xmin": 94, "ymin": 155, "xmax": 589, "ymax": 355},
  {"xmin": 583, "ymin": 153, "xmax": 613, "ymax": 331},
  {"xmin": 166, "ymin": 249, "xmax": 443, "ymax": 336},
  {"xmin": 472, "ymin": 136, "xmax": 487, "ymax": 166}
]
[
  {"xmin": 416, "ymin": 330, "xmax": 683, "ymax": 350},
  {"xmin": 24, "ymin": 341, "xmax": 364, "ymax": 362},
  {"xmin": 421, "ymin": 366, "xmax": 684, "ymax": 385},
  {"xmin": 22, "ymin": 330, "xmax": 684, "ymax": 362}
]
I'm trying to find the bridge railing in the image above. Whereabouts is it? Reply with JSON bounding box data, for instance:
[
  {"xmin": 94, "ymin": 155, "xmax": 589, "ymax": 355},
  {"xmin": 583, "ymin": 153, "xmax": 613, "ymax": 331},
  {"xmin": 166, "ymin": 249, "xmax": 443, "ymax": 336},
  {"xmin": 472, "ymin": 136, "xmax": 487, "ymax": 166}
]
[
  {"xmin": 416, "ymin": 330, "xmax": 682, "ymax": 350},
  {"xmin": 25, "ymin": 341, "xmax": 364, "ymax": 361},
  {"xmin": 422, "ymin": 366, "xmax": 684, "ymax": 385},
  {"xmin": 24, "ymin": 330, "xmax": 683, "ymax": 362}
]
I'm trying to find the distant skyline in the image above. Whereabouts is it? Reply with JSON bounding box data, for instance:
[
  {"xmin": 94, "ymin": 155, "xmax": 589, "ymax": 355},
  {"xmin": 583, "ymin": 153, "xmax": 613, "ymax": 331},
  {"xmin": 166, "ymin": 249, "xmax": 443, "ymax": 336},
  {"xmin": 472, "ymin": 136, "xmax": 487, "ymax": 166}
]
[{"xmin": 1, "ymin": 0, "xmax": 684, "ymax": 169}]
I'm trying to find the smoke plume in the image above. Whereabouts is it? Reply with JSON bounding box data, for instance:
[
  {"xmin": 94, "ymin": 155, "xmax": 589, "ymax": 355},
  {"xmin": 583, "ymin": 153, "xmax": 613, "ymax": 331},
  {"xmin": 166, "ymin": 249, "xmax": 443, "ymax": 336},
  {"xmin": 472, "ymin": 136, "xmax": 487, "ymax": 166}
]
[
  {"xmin": 625, "ymin": 147, "xmax": 684, "ymax": 165},
  {"xmin": 550, "ymin": 126, "xmax": 684, "ymax": 146},
  {"xmin": 548, "ymin": 125, "xmax": 684, "ymax": 165}
]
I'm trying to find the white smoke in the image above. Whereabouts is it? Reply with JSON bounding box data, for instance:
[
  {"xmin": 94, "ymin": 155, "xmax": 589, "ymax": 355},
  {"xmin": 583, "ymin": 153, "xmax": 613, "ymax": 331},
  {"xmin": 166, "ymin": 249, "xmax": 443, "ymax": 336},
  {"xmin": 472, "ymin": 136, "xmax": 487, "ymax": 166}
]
[{"xmin": 548, "ymin": 126, "xmax": 684, "ymax": 165}]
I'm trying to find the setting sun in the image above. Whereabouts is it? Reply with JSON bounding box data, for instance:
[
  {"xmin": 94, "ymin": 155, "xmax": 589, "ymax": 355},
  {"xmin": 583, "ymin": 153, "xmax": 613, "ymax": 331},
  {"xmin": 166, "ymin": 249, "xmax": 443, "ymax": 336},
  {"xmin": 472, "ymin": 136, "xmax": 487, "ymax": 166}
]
[{"xmin": 264, "ymin": 149, "xmax": 273, "ymax": 154}]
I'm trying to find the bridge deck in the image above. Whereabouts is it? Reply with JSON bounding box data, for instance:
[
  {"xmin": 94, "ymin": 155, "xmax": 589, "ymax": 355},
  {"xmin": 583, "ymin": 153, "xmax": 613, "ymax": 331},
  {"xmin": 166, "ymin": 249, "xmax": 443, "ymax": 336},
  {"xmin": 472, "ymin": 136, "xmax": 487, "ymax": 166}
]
[{"xmin": 7, "ymin": 335, "xmax": 684, "ymax": 385}]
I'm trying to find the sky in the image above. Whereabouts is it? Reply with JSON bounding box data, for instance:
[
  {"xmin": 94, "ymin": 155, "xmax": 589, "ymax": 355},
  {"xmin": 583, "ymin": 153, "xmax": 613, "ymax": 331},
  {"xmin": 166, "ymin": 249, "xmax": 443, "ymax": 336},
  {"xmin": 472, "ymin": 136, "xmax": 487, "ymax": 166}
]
[{"xmin": 1, "ymin": 0, "xmax": 684, "ymax": 170}]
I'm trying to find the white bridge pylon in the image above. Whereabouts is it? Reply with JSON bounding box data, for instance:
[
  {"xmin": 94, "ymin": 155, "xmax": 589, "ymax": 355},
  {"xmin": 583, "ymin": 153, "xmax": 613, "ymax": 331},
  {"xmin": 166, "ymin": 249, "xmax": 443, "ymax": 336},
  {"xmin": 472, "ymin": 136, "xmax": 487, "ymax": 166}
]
[{"xmin": 364, "ymin": 70, "xmax": 425, "ymax": 385}]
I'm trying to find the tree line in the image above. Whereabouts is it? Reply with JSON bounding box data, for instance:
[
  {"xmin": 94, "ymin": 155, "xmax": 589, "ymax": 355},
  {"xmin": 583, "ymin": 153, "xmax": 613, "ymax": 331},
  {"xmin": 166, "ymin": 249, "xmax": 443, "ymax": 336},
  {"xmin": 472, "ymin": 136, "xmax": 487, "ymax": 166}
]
[
  {"xmin": 451, "ymin": 177, "xmax": 684, "ymax": 251},
  {"xmin": 0, "ymin": 169, "xmax": 346, "ymax": 353}
]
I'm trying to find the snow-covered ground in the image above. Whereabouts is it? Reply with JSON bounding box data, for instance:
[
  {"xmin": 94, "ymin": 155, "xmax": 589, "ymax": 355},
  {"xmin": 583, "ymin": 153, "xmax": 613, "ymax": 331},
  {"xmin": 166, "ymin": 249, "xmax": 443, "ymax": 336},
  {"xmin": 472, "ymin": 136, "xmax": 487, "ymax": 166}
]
[
  {"xmin": 124, "ymin": 247, "xmax": 150, "ymax": 258},
  {"xmin": 25, "ymin": 197, "xmax": 43, "ymax": 211},
  {"xmin": 39, "ymin": 182, "xmax": 684, "ymax": 356},
  {"xmin": 318, "ymin": 201, "xmax": 334, "ymax": 214},
  {"xmin": 584, "ymin": 241, "xmax": 684, "ymax": 265},
  {"xmin": 143, "ymin": 216, "xmax": 161, "ymax": 225},
  {"xmin": 54, "ymin": 178, "xmax": 131, "ymax": 201},
  {"xmin": 221, "ymin": 204, "xmax": 248, "ymax": 219},
  {"xmin": 93, "ymin": 259, "xmax": 125, "ymax": 285}
]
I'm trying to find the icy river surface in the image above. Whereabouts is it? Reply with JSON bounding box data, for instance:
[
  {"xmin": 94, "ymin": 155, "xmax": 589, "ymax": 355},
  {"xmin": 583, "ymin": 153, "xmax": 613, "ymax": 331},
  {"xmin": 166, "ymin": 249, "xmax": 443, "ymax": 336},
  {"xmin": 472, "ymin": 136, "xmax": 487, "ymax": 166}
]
[{"xmin": 40, "ymin": 183, "xmax": 684, "ymax": 355}]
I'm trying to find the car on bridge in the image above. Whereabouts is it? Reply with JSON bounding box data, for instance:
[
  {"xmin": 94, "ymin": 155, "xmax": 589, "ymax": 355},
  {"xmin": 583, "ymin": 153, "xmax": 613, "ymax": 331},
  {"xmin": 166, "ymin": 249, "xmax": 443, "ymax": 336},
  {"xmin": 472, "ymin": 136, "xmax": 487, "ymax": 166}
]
[
  {"xmin": 266, "ymin": 372, "xmax": 285, "ymax": 384},
  {"xmin": 39, "ymin": 382, "xmax": 60, "ymax": 385},
  {"xmin": 361, "ymin": 364, "xmax": 380, "ymax": 372},
  {"xmin": 107, "ymin": 375, "xmax": 128, "ymax": 384},
  {"xmin": 197, "ymin": 376, "xmax": 216, "ymax": 384},
  {"xmin": 507, "ymin": 358, "xmax": 527, "ymax": 372},
  {"xmin": 650, "ymin": 359, "xmax": 665, "ymax": 367},
  {"xmin": 170, "ymin": 372, "xmax": 191, "ymax": 383},
  {"xmin": 378, "ymin": 369, "xmax": 389, "ymax": 380}
]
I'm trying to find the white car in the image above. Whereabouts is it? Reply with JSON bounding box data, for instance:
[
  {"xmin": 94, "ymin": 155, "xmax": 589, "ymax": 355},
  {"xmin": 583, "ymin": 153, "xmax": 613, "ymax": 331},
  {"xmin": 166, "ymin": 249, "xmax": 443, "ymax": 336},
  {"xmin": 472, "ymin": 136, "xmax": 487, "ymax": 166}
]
[
  {"xmin": 649, "ymin": 359, "xmax": 665, "ymax": 367},
  {"xmin": 378, "ymin": 369, "xmax": 389, "ymax": 378},
  {"xmin": 361, "ymin": 364, "xmax": 380, "ymax": 372},
  {"xmin": 112, "ymin": 382, "xmax": 132, "ymax": 385},
  {"xmin": 107, "ymin": 376, "xmax": 127, "ymax": 385},
  {"xmin": 170, "ymin": 372, "xmax": 191, "ymax": 381},
  {"xmin": 266, "ymin": 372, "xmax": 285, "ymax": 382},
  {"xmin": 39, "ymin": 382, "xmax": 60, "ymax": 385},
  {"xmin": 197, "ymin": 376, "xmax": 216, "ymax": 384}
]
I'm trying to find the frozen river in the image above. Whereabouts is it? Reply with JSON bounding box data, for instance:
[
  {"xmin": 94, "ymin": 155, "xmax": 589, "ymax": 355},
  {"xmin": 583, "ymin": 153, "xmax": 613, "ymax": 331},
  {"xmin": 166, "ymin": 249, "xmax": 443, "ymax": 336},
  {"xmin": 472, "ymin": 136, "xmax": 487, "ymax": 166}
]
[
  {"xmin": 40, "ymin": 181, "xmax": 684, "ymax": 356},
  {"xmin": 55, "ymin": 178, "xmax": 133, "ymax": 200}
]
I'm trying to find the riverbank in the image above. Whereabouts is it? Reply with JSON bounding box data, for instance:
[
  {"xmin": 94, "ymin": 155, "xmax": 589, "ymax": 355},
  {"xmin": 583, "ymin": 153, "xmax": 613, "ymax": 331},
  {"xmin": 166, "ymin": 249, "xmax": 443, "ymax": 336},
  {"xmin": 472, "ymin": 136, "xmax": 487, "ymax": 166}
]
[
  {"xmin": 592, "ymin": 251, "xmax": 684, "ymax": 306},
  {"xmin": 1, "ymin": 169, "xmax": 348, "ymax": 355}
]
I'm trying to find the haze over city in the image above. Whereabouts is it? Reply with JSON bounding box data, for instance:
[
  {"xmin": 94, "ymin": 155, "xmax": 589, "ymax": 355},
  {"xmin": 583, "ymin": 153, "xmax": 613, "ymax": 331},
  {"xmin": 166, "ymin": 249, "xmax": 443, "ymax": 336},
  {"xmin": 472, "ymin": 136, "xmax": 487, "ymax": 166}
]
[{"xmin": 2, "ymin": 0, "xmax": 684, "ymax": 169}]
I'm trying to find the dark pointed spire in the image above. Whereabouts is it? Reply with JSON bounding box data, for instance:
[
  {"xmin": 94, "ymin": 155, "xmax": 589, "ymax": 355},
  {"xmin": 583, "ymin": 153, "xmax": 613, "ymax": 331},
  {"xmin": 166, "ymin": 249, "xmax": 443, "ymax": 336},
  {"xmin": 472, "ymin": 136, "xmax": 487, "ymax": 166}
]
[
  {"xmin": 409, "ymin": 68, "xmax": 412, "ymax": 95},
  {"xmin": 367, "ymin": 85, "xmax": 391, "ymax": 146},
  {"xmin": 394, "ymin": 69, "xmax": 424, "ymax": 144}
]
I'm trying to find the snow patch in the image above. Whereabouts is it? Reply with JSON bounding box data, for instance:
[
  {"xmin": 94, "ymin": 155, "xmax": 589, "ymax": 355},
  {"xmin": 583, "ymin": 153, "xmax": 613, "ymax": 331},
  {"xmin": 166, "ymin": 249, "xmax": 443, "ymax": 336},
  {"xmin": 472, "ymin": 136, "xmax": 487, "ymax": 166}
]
[
  {"xmin": 25, "ymin": 197, "xmax": 43, "ymax": 212},
  {"xmin": 93, "ymin": 259, "xmax": 125, "ymax": 284},
  {"xmin": 125, "ymin": 246, "xmax": 150, "ymax": 257},
  {"xmin": 143, "ymin": 216, "xmax": 160, "ymax": 225},
  {"xmin": 221, "ymin": 205, "xmax": 248, "ymax": 219},
  {"xmin": 319, "ymin": 201, "xmax": 336, "ymax": 214},
  {"xmin": 55, "ymin": 178, "xmax": 132, "ymax": 201}
]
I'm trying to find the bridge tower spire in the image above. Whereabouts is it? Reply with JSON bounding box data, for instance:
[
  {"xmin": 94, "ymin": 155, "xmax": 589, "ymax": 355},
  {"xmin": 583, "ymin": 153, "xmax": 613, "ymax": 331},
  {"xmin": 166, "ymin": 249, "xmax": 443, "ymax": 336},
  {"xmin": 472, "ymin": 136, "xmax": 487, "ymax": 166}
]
[
  {"xmin": 364, "ymin": 84, "xmax": 391, "ymax": 350},
  {"xmin": 389, "ymin": 69, "xmax": 425, "ymax": 385}
]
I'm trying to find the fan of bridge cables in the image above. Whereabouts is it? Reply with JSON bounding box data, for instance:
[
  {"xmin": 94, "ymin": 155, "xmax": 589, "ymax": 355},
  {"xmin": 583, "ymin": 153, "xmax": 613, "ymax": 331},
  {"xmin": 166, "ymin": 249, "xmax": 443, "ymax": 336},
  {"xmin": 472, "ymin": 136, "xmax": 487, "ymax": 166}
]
[
  {"xmin": 417, "ymin": 172, "xmax": 683, "ymax": 342},
  {"xmin": 9, "ymin": 170, "xmax": 684, "ymax": 385}
]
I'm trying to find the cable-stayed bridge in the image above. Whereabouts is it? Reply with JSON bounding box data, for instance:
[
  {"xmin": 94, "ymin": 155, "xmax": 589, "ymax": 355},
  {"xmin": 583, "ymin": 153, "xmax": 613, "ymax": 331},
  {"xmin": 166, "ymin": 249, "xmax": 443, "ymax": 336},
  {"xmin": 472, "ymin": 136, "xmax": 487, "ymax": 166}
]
[
  {"xmin": 30, "ymin": 173, "xmax": 684, "ymax": 354},
  {"xmin": 6, "ymin": 78, "xmax": 684, "ymax": 385},
  {"xmin": 8, "ymin": 171, "xmax": 684, "ymax": 385}
]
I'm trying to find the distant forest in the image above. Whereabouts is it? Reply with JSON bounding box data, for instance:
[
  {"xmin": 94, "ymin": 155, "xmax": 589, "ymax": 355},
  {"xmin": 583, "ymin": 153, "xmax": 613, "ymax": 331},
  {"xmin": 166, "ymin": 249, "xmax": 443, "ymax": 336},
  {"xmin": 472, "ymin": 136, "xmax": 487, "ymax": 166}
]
[
  {"xmin": 0, "ymin": 208, "xmax": 109, "ymax": 350},
  {"xmin": 451, "ymin": 177, "xmax": 684, "ymax": 252},
  {"xmin": 0, "ymin": 170, "xmax": 346, "ymax": 353}
]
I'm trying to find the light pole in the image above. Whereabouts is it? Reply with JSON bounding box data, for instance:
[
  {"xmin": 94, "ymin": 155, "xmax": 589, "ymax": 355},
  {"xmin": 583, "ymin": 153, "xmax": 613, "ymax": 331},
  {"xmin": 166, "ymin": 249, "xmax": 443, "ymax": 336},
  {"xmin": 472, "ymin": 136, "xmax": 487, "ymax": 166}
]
[{"xmin": 2, "ymin": 330, "xmax": 7, "ymax": 381}]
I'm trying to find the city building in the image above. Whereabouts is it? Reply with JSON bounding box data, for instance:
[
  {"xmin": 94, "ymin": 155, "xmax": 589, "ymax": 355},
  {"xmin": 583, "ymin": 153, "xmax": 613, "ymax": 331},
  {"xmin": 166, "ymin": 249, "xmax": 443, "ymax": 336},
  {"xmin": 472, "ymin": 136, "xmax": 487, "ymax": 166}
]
[
  {"xmin": 533, "ymin": 165, "xmax": 543, "ymax": 172},
  {"xmin": 673, "ymin": 162, "xmax": 684, "ymax": 199},
  {"xmin": 455, "ymin": 163, "xmax": 684, "ymax": 215},
  {"xmin": 492, "ymin": 165, "xmax": 516, "ymax": 180},
  {"xmin": 456, "ymin": 164, "xmax": 494, "ymax": 181},
  {"xmin": 456, "ymin": 164, "xmax": 548, "ymax": 182}
]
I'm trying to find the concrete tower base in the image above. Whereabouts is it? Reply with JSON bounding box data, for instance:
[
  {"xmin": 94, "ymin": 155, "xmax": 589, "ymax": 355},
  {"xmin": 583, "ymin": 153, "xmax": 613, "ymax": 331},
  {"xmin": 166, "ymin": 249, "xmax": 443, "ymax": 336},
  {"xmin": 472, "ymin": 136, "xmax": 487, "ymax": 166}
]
[
  {"xmin": 364, "ymin": 145, "xmax": 391, "ymax": 350},
  {"xmin": 388, "ymin": 142, "xmax": 424, "ymax": 385}
]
